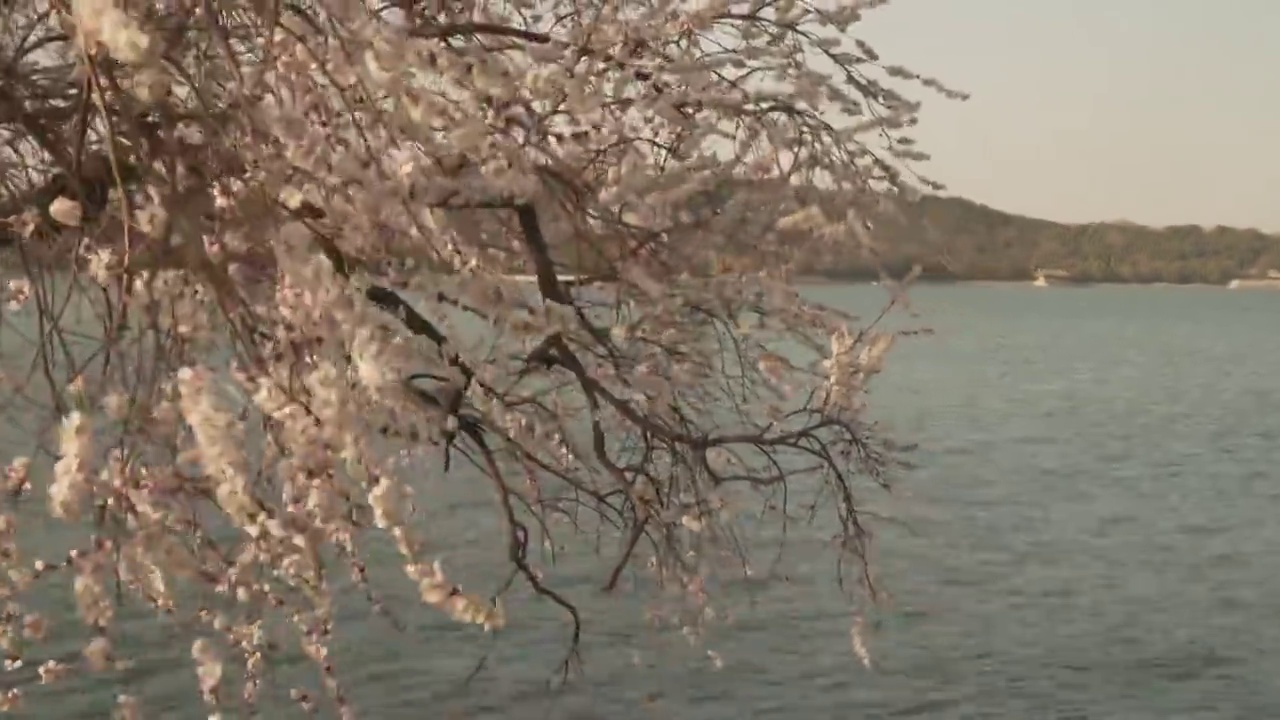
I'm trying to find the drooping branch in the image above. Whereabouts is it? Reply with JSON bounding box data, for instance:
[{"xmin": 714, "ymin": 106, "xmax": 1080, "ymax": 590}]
[{"xmin": 0, "ymin": 0, "xmax": 944, "ymax": 712}]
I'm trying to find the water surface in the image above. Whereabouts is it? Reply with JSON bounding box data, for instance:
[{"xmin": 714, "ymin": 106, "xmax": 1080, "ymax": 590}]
[{"xmin": 4, "ymin": 283, "xmax": 1279, "ymax": 719}]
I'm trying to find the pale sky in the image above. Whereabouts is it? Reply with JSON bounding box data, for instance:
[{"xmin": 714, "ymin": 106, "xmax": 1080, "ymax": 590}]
[{"xmin": 861, "ymin": 0, "xmax": 1279, "ymax": 231}]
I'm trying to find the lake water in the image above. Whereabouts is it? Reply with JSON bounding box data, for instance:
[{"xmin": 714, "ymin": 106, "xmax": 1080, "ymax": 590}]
[{"xmin": 3, "ymin": 283, "xmax": 1279, "ymax": 719}]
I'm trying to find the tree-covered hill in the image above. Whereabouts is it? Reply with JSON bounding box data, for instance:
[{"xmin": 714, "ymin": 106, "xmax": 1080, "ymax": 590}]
[{"xmin": 799, "ymin": 195, "xmax": 1280, "ymax": 284}]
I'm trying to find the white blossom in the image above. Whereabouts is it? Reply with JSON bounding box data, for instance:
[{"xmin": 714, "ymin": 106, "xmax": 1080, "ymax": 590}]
[
  {"xmin": 48, "ymin": 197, "xmax": 83, "ymax": 227},
  {"xmin": 50, "ymin": 411, "xmax": 91, "ymax": 520},
  {"xmin": 191, "ymin": 638, "xmax": 223, "ymax": 703},
  {"xmin": 83, "ymin": 637, "xmax": 113, "ymax": 672},
  {"xmin": 0, "ymin": 0, "xmax": 958, "ymax": 709}
]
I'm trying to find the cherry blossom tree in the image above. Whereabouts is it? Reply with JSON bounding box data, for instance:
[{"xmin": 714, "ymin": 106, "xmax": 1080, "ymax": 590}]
[{"xmin": 0, "ymin": 0, "xmax": 962, "ymax": 714}]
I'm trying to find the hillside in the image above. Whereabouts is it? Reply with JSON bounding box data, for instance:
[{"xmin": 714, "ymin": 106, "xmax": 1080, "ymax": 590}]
[
  {"xmin": 797, "ymin": 195, "xmax": 1280, "ymax": 285},
  {"xmin": 7, "ymin": 182, "xmax": 1279, "ymax": 285}
]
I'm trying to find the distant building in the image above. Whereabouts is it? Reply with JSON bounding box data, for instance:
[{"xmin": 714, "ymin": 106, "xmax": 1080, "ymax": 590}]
[
  {"xmin": 1032, "ymin": 267, "xmax": 1071, "ymax": 287},
  {"xmin": 1228, "ymin": 269, "xmax": 1280, "ymax": 289},
  {"xmin": 1034, "ymin": 268, "xmax": 1072, "ymax": 279}
]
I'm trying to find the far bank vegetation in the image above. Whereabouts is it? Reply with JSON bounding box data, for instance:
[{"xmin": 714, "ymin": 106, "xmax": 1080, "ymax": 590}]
[{"xmin": 544, "ymin": 192, "xmax": 1280, "ymax": 286}]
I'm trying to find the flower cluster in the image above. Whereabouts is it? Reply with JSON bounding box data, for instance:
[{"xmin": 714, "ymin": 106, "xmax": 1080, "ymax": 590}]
[{"xmin": 0, "ymin": 0, "xmax": 956, "ymax": 714}]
